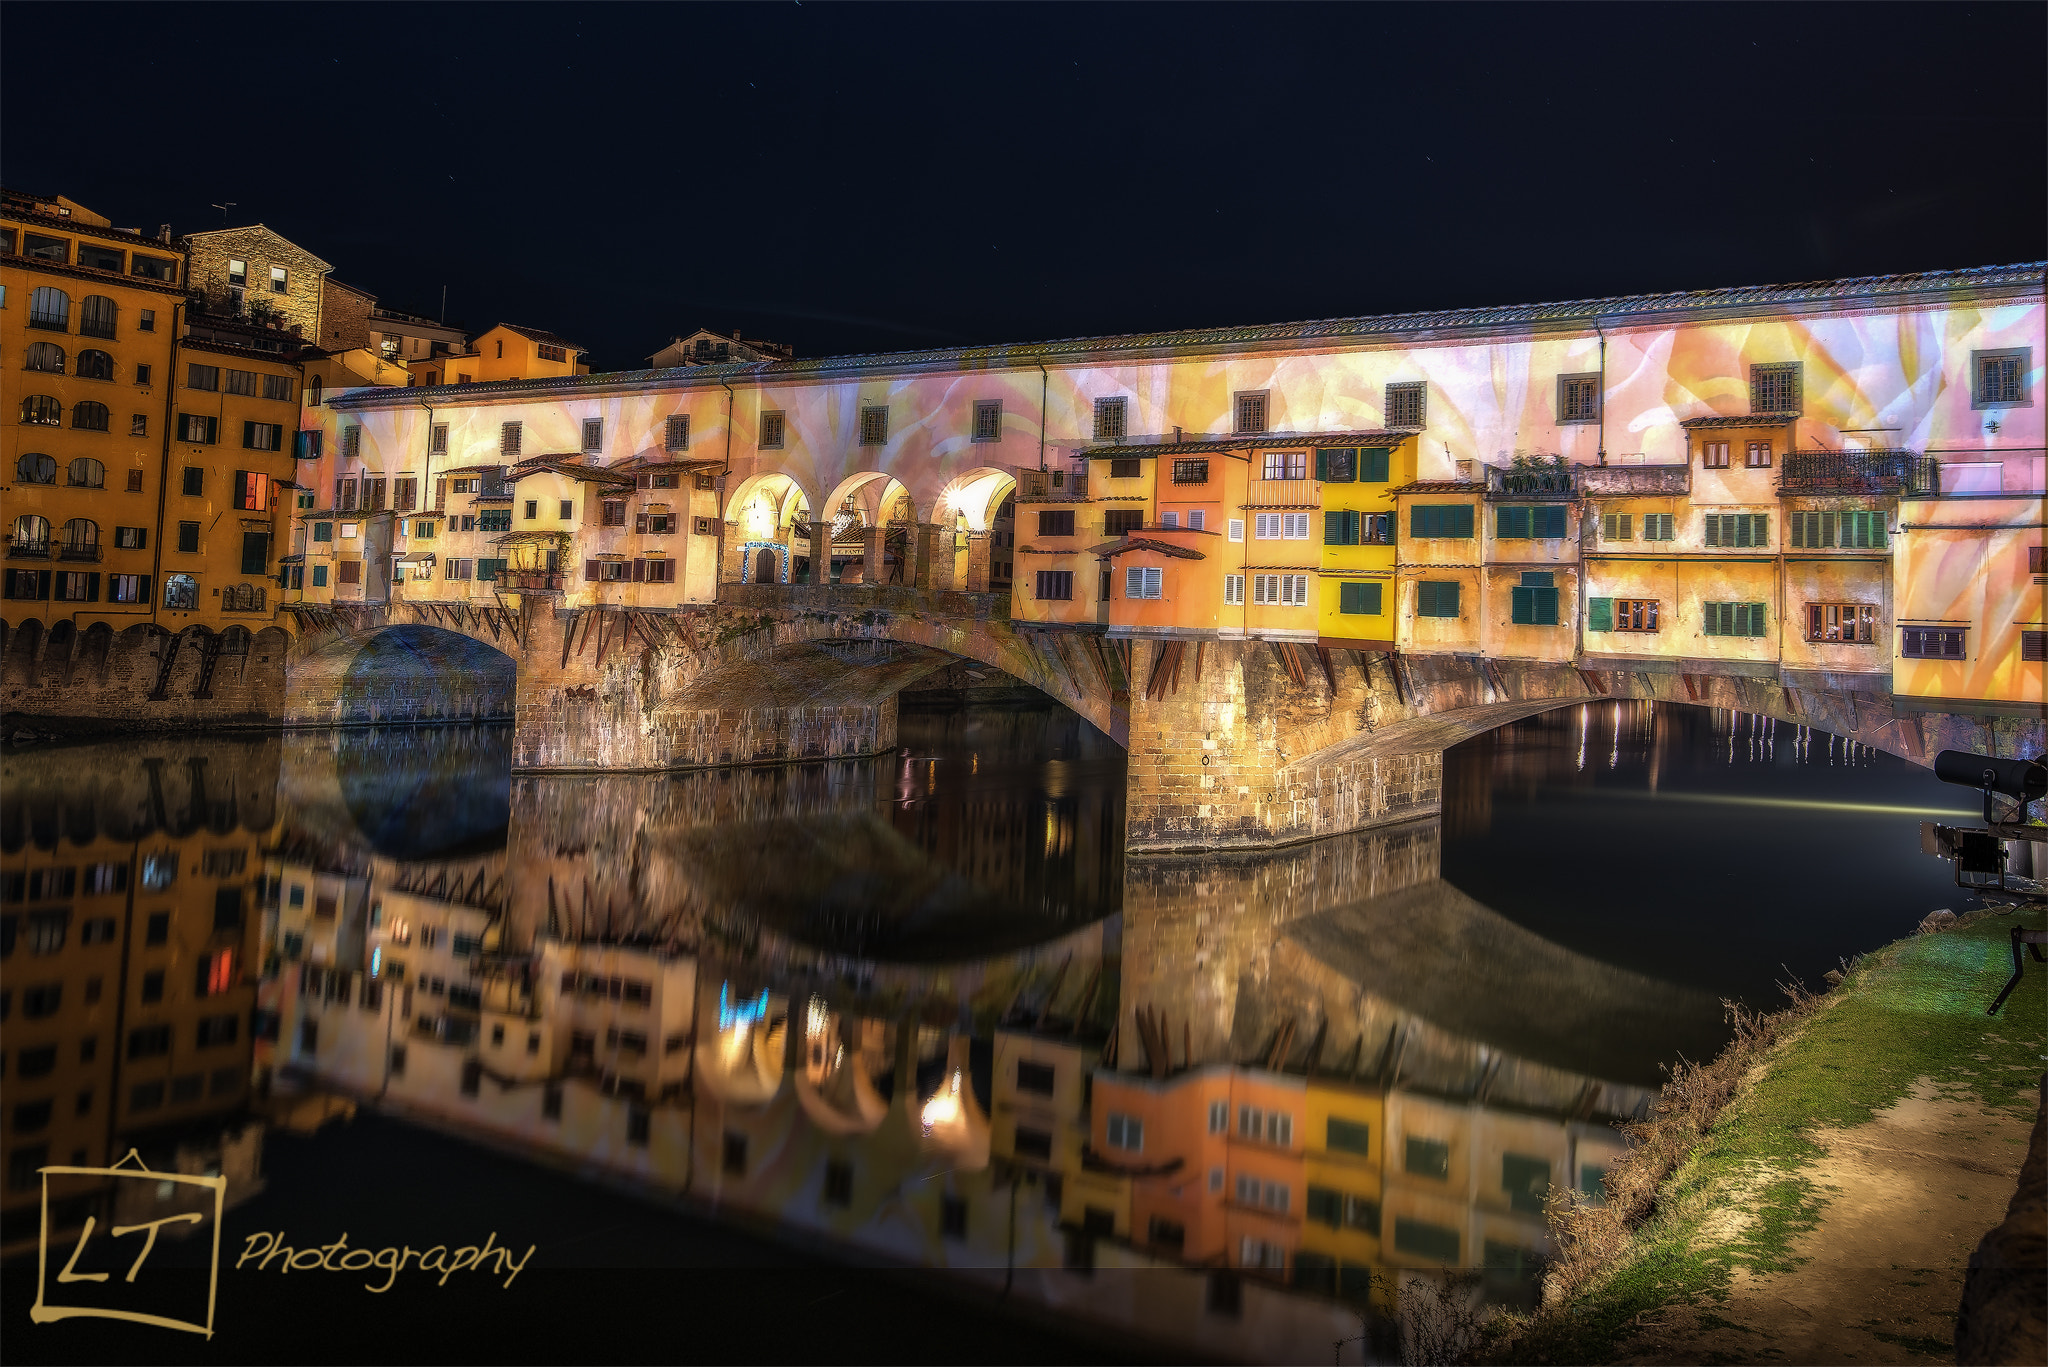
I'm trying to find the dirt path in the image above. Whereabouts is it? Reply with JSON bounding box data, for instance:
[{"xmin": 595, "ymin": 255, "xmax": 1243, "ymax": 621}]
[{"xmin": 1614, "ymin": 1078, "xmax": 2037, "ymax": 1365}]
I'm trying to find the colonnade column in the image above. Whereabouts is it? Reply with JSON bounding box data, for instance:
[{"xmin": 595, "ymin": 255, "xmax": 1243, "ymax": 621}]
[
  {"xmin": 805, "ymin": 520, "xmax": 832, "ymax": 584},
  {"xmin": 860, "ymin": 524, "xmax": 887, "ymax": 586},
  {"xmin": 963, "ymin": 530, "xmax": 993, "ymax": 593}
]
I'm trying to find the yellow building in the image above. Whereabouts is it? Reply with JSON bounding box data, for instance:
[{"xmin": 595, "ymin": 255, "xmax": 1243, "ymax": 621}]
[
  {"xmin": 1317, "ymin": 438, "xmax": 1416, "ymax": 649},
  {"xmin": 163, "ymin": 339, "xmax": 302, "ymax": 630},
  {"xmin": 3, "ymin": 193, "xmax": 184, "ymax": 633},
  {"xmin": 413, "ymin": 323, "xmax": 590, "ymax": 386},
  {"xmin": 1299, "ymin": 1078, "xmax": 1388, "ymax": 1302}
]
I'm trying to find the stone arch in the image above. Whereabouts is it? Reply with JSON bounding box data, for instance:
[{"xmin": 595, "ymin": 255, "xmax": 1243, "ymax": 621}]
[
  {"xmin": 288, "ymin": 621, "xmax": 519, "ymax": 728},
  {"xmin": 932, "ymin": 466, "xmax": 1017, "ymax": 531}
]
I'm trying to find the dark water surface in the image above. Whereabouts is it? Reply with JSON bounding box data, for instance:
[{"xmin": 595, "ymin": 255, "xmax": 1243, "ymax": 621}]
[{"xmin": 3, "ymin": 697, "xmax": 1962, "ymax": 1363}]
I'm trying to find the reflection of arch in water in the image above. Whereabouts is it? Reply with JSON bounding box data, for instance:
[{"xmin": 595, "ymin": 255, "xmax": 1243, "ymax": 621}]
[
  {"xmin": 334, "ymin": 724, "xmax": 511, "ymax": 860},
  {"xmin": 0, "ymin": 736, "xmax": 283, "ymax": 851}
]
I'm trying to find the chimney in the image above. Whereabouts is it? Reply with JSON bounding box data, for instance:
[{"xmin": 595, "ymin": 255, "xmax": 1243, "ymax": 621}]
[
  {"xmin": 732, "ymin": 329, "xmax": 742, "ymax": 340},
  {"xmin": 158, "ymin": 224, "xmax": 172, "ymax": 243}
]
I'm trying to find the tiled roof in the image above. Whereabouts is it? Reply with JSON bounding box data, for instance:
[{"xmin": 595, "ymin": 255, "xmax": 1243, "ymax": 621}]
[
  {"xmin": 509, "ymin": 459, "xmax": 632, "ymax": 485},
  {"xmin": 1388, "ymin": 480, "xmax": 1482, "ymax": 494},
  {"xmin": 496, "ymin": 322, "xmax": 582, "ymax": 350},
  {"xmin": 333, "ymin": 261, "xmax": 2044, "ymax": 409},
  {"xmin": 1678, "ymin": 412, "xmax": 1801, "ymax": 429},
  {"xmin": 1087, "ymin": 536, "xmax": 1208, "ymax": 560},
  {"xmin": 1085, "ymin": 429, "xmax": 1422, "ymax": 457}
]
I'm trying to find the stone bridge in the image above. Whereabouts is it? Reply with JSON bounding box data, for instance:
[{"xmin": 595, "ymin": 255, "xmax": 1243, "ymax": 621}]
[{"xmin": 278, "ymin": 585, "xmax": 2040, "ymax": 854}]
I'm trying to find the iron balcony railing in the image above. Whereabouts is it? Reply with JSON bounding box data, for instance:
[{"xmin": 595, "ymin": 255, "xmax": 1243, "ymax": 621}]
[
  {"xmin": 500, "ymin": 570, "xmax": 564, "ymax": 592},
  {"xmin": 27, "ymin": 309, "xmax": 69, "ymax": 331},
  {"xmin": 58, "ymin": 543, "xmax": 102, "ymax": 562},
  {"xmin": 1778, "ymin": 450, "xmax": 1938, "ymax": 496},
  {"xmin": 6, "ymin": 538, "xmax": 52, "ymax": 559},
  {"xmin": 1486, "ymin": 463, "xmax": 1578, "ymax": 496}
]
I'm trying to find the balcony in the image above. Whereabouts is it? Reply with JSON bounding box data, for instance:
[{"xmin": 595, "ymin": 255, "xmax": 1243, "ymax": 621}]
[
  {"xmin": 499, "ymin": 569, "xmax": 564, "ymax": 593},
  {"xmin": 1485, "ymin": 462, "xmax": 1578, "ymax": 498},
  {"xmin": 1245, "ymin": 478, "xmax": 1318, "ymax": 507},
  {"xmin": 6, "ymin": 539, "xmax": 51, "ymax": 560},
  {"xmin": 57, "ymin": 543, "xmax": 102, "ymax": 562},
  {"xmin": 1578, "ymin": 464, "xmax": 1690, "ymax": 497},
  {"xmin": 1778, "ymin": 450, "xmax": 1937, "ymax": 496}
]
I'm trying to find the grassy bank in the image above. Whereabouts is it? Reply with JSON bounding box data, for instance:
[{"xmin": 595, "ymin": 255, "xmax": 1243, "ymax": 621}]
[{"xmin": 1494, "ymin": 904, "xmax": 2048, "ymax": 1365}]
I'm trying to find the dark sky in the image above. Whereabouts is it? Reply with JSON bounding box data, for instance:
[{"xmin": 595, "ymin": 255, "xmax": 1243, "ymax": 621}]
[{"xmin": 6, "ymin": 3, "xmax": 2042, "ymax": 370}]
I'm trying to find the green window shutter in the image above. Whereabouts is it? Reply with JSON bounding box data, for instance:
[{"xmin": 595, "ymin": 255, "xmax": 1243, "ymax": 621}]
[
  {"xmin": 1790, "ymin": 513, "xmax": 1806, "ymax": 549},
  {"xmin": 1410, "ymin": 506, "xmax": 1428, "ymax": 538},
  {"xmin": 1442, "ymin": 581, "xmax": 1460, "ymax": 616},
  {"xmin": 1415, "ymin": 580, "xmax": 1436, "ymax": 616},
  {"xmin": 1519, "ymin": 571, "xmax": 1555, "ymax": 586},
  {"xmin": 1871, "ymin": 512, "xmax": 1888, "ymax": 550},
  {"xmin": 1339, "ymin": 582, "xmax": 1359, "ymax": 613},
  {"xmin": 1345, "ymin": 511, "xmax": 1361, "ymax": 544},
  {"xmin": 1588, "ymin": 597, "xmax": 1613, "ymax": 632},
  {"xmin": 1754, "ymin": 514, "xmax": 1769, "ymax": 546},
  {"xmin": 1362, "ymin": 447, "xmax": 1389, "ymax": 482},
  {"xmin": 1704, "ymin": 602, "xmax": 1724, "ymax": 636},
  {"xmin": 1325, "ymin": 511, "xmax": 1345, "ymax": 545},
  {"xmin": 1704, "ymin": 515, "xmax": 1721, "ymax": 548},
  {"xmin": 1511, "ymin": 586, "xmax": 1534, "ymax": 624},
  {"xmin": 1536, "ymin": 505, "xmax": 1567, "ymax": 538},
  {"xmin": 1746, "ymin": 602, "xmax": 1768, "ymax": 637},
  {"xmin": 1497, "ymin": 506, "xmax": 1527, "ymax": 539},
  {"xmin": 1535, "ymin": 588, "xmax": 1559, "ymax": 625},
  {"xmin": 1363, "ymin": 581, "xmax": 1381, "ymax": 614},
  {"xmin": 1326, "ymin": 1117, "xmax": 1370, "ymax": 1156},
  {"xmin": 1451, "ymin": 504, "xmax": 1474, "ymax": 537},
  {"xmin": 1315, "ymin": 449, "xmax": 1330, "ymax": 481}
]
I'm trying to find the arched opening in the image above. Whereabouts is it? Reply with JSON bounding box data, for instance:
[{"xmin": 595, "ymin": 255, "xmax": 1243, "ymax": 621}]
[
  {"xmin": 723, "ymin": 472, "xmax": 811, "ymax": 586},
  {"xmin": 752, "ymin": 546, "xmax": 779, "ymax": 585},
  {"xmin": 336, "ymin": 623, "xmax": 518, "ymax": 729}
]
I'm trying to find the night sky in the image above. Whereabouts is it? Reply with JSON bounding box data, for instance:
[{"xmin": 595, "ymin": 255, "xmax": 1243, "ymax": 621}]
[{"xmin": 6, "ymin": 3, "xmax": 2042, "ymax": 370}]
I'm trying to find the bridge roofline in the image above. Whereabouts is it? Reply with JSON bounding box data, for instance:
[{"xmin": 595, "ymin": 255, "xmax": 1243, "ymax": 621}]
[{"xmin": 328, "ymin": 262, "xmax": 2047, "ymax": 411}]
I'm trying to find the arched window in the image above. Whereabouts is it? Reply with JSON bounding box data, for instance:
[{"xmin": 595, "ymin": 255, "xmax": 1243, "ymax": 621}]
[
  {"xmin": 24, "ymin": 341, "xmax": 66, "ymax": 373},
  {"xmin": 21, "ymin": 395, "xmax": 61, "ymax": 426},
  {"xmin": 11, "ymin": 514, "xmax": 51, "ymax": 551},
  {"xmin": 163, "ymin": 573, "xmax": 199, "ymax": 609},
  {"xmin": 15, "ymin": 453, "xmax": 56, "ymax": 484},
  {"xmin": 222, "ymin": 586, "xmax": 266, "ymax": 613},
  {"xmin": 28, "ymin": 286, "xmax": 71, "ymax": 330},
  {"xmin": 68, "ymin": 458, "xmax": 106, "ymax": 488},
  {"xmin": 78, "ymin": 295, "xmax": 117, "ymax": 339},
  {"xmin": 306, "ymin": 376, "xmax": 323, "ymax": 406},
  {"xmin": 220, "ymin": 624, "xmax": 253, "ymax": 653},
  {"xmin": 71, "ymin": 401, "xmax": 110, "ymax": 432},
  {"xmin": 61, "ymin": 519, "xmax": 100, "ymax": 555},
  {"xmin": 75, "ymin": 349, "xmax": 114, "ymax": 381}
]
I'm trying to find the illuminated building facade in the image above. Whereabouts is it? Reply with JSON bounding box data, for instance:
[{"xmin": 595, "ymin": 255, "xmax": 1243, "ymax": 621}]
[{"xmin": 297, "ymin": 261, "xmax": 2042, "ymax": 714}]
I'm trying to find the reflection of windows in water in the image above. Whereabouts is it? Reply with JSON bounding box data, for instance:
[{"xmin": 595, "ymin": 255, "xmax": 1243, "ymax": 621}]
[
  {"xmin": 202, "ymin": 848, "xmax": 246, "ymax": 877},
  {"xmin": 141, "ymin": 854, "xmax": 178, "ymax": 891}
]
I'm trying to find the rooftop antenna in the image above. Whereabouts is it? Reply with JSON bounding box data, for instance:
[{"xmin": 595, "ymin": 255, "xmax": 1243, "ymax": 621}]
[
  {"xmin": 210, "ymin": 202, "xmax": 236, "ymax": 226},
  {"xmin": 439, "ymin": 285, "xmax": 447, "ymax": 324}
]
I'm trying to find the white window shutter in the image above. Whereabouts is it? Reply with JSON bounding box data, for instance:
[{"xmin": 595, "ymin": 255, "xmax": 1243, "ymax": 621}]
[
  {"xmin": 1125, "ymin": 566, "xmax": 1144, "ymax": 598},
  {"xmin": 1229, "ymin": 518, "xmax": 1245, "ymax": 542},
  {"xmin": 1144, "ymin": 566, "xmax": 1162, "ymax": 598}
]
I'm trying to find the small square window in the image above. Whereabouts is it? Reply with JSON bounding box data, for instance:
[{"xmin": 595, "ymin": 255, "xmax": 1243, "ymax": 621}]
[
  {"xmin": 270, "ymin": 265, "xmax": 288, "ymax": 293},
  {"xmin": 972, "ymin": 400, "xmax": 1002, "ymax": 442},
  {"xmin": 758, "ymin": 411, "xmax": 784, "ymax": 449},
  {"xmin": 1093, "ymin": 396, "xmax": 1128, "ymax": 442},
  {"xmin": 1557, "ymin": 373, "xmax": 1601, "ymax": 424},
  {"xmin": 1749, "ymin": 363, "xmax": 1801, "ymax": 414},
  {"xmin": 1385, "ymin": 381, "xmax": 1426, "ymax": 429},
  {"xmin": 859, "ymin": 406, "xmax": 888, "ymax": 446},
  {"xmin": 501, "ymin": 422, "xmax": 523, "ymax": 456},
  {"xmin": 582, "ymin": 418, "xmax": 603, "ymax": 452},
  {"xmin": 1233, "ymin": 390, "xmax": 1268, "ymax": 434},
  {"xmin": 1973, "ymin": 348, "xmax": 2031, "ymax": 409},
  {"xmin": 135, "ymin": 364, "xmax": 152, "ymax": 386}
]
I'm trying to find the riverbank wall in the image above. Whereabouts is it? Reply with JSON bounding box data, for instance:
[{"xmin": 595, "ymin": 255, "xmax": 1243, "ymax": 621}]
[{"xmin": 1497, "ymin": 903, "xmax": 2048, "ymax": 1366}]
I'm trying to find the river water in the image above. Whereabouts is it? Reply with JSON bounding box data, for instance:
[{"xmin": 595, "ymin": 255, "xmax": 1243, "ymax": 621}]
[{"xmin": 0, "ymin": 699, "xmax": 1977, "ymax": 1363}]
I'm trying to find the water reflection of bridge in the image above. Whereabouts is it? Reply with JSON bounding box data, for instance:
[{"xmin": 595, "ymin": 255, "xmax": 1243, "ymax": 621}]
[{"xmin": 3, "ymin": 726, "xmax": 1725, "ymax": 1357}]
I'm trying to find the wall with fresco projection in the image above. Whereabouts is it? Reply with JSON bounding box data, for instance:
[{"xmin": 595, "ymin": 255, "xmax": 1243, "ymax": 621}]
[{"xmin": 292, "ymin": 262, "xmax": 2040, "ymax": 709}]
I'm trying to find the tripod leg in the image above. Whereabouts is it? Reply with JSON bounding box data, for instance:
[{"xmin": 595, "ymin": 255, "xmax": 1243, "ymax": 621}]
[{"xmin": 1986, "ymin": 926, "xmax": 2027, "ymax": 1016}]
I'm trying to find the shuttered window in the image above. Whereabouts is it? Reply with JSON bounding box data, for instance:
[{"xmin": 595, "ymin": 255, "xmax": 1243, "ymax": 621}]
[
  {"xmin": 1806, "ymin": 603, "xmax": 1877, "ymax": 643},
  {"xmin": 1316, "ymin": 448, "xmax": 1356, "ymax": 483},
  {"xmin": 1124, "ymin": 566, "xmax": 1163, "ymax": 599},
  {"xmin": 500, "ymin": 422, "xmax": 522, "ymax": 455},
  {"xmin": 1703, "ymin": 513, "xmax": 1769, "ymax": 548},
  {"xmin": 1360, "ymin": 447, "xmax": 1390, "ymax": 482},
  {"xmin": 1037, "ymin": 510, "xmax": 1075, "ymax": 537},
  {"xmin": 1252, "ymin": 574, "xmax": 1307, "ymax": 606},
  {"xmin": 1703, "ymin": 601, "xmax": 1768, "ymax": 637},
  {"xmin": 1600, "ymin": 512, "xmax": 1633, "ymax": 541},
  {"xmin": 1641, "ymin": 513, "xmax": 1675, "ymax": 541},
  {"xmin": 1495, "ymin": 505, "xmax": 1567, "ymax": 539},
  {"xmin": 1324, "ymin": 510, "xmax": 1361, "ymax": 545},
  {"xmin": 1410, "ymin": 505, "xmax": 1474, "ymax": 538},
  {"xmin": 1509, "ymin": 571, "xmax": 1559, "ymax": 626},
  {"xmin": 1901, "ymin": 626, "xmax": 1965, "ymax": 659},
  {"xmin": 1415, "ymin": 580, "xmax": 1460, "ymax": 618},
  {"xmin": 1790, "ymin": 510, "xmax": 1888, "ymax": 549},
  {"xmin": 1034, "ymin": 570, "xmax": 1072, "ymax": 600},
  {"xmin": 1224, "ymin": 574, "xmax": 1244, "ymax": 606},
  {"xmin": 1338, "ymin": 582, "xmax": 1381, "ymax": 615},
  {"xmin": 1587, "ymin": 597, "xmax": 1613, "ymax": 632}
]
